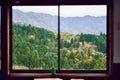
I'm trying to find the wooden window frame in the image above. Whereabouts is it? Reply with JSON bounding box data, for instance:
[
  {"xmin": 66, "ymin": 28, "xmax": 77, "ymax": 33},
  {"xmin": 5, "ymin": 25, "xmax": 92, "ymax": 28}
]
[{"xmin": 7, "ymin": 0, "xmax": 113, "ymax": 79}]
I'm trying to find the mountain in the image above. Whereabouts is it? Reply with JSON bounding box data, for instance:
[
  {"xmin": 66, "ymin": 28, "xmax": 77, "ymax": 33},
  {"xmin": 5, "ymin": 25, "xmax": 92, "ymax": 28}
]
[
  {"xmin": 13, "ymin": 9, "xmax": 106, "ymax": 35},
  {"xmin": 13, "ymin": 9, "xmax": 58, "ymax": 32}
]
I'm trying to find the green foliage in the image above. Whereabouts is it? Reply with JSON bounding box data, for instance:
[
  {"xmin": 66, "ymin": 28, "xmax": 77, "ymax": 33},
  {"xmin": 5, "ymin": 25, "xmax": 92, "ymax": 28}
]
[
  {"xmin": 94, "ymin": 33, "xmax": 107, "ymax": 53},
  {"xmin": 79, "ymin": 33, "xmax": 107, "ymax": 53},
  {"xmin": 12, "ymin": 23, "xmax": 107, "ymax": 70},
  {"xmin": 12, "ymin": 24, "xmax": 57, "ymax": 69},
  {"xmin": 79, "ymin": 33, "xmax": 96, "ymax": 43}
]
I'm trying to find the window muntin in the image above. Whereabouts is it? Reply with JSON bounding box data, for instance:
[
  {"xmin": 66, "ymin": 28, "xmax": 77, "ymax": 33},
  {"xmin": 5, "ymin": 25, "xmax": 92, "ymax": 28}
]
[
  {"xmin": 60, "ymin": 5, "xmax": 107, "ymax": 70},
  {"xmin": 12, "ymin": 6, "xmax": 58, "ymax": 70},
  {"xmin": 12, "ymin": 6, "xmax": 107, "ymax": 70},
  {"xmin": 0, "ymin": 6, "xmax": 1, "ymax": 70}
]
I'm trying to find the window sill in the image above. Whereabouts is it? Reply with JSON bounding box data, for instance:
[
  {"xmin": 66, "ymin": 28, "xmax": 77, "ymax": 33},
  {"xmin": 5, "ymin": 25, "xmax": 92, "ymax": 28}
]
[{"xmin": 8, "ymin": 73, "xmax": 110, "ymax": 78}]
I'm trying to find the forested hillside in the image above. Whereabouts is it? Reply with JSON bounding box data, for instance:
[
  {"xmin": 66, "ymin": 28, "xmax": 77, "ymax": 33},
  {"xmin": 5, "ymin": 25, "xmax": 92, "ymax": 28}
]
[
  {"xmin": 12, "ymin": 24, "xmax": 58, "ymax": 69},
  {"xmin": 12, "ymin": 24, "xmax": 106, "ymax": 70}
]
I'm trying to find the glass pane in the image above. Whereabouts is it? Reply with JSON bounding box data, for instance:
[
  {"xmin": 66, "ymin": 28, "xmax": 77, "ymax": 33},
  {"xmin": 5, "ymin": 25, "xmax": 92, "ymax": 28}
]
[
  {"xmin": 60, "ymin": 5, "xmax": 107, "ymax": 70},
  {"xmin": 12, "ymin": 6, "xmax": 58, "ymax": 70}
]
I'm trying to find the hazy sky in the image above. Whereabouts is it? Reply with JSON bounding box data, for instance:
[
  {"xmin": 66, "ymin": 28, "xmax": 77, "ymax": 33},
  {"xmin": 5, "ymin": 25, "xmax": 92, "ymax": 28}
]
[
  {"xmin": 60, "ymin": 5, "xmax": 107, "ymax": 17},
  {"xmin": 13, "ymin": 5, "xmax": 106, "ymax": 17}
]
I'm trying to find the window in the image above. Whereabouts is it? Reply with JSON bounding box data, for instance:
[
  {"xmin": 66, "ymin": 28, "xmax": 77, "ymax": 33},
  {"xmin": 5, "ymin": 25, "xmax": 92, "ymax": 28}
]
[
  {"xmin": 60, "ymin": 5, "xmax": 107, "ymax": 70},
  {"xmin": 11, "ymin": 5, "xmax": 107, "ymax": 70},
  {"xmin": 7, "ymin": 0, "xmax": 113, "ymax": 79}
]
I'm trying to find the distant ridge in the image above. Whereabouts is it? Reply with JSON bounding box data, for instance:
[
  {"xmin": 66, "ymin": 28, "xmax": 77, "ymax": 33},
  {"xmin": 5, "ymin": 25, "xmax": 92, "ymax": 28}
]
[{"xmin": 13, "ymin": 9, "xmax": 106, "ymax": 34}]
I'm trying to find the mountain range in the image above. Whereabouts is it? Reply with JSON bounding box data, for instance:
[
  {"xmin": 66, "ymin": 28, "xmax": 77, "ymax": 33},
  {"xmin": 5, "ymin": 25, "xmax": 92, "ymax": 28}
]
[{"xmin": 13, "ymin": 9, "xmax": 106, "ymax": 35}]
